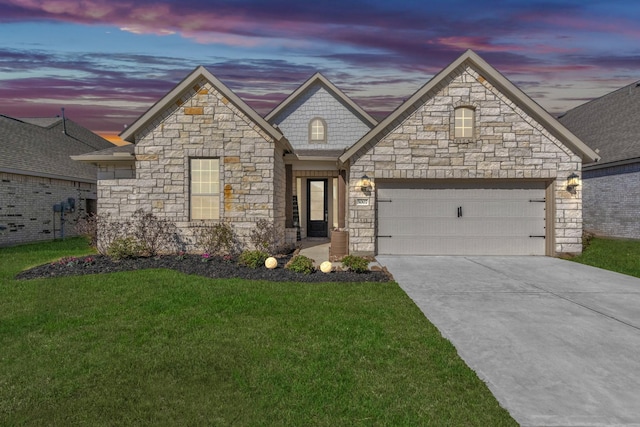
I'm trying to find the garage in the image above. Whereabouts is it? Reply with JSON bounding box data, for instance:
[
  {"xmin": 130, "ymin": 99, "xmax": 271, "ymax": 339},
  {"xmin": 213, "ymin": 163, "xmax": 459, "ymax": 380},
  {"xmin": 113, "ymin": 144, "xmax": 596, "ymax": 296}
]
[{"xmin": 377, "ymin": 181, "xmax": 549, "ymax": 256}]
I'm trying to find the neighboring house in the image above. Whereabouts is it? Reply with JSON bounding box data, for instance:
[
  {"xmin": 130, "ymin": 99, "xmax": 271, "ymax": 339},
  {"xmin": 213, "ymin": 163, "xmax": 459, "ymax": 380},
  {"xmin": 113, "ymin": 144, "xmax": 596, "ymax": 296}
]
[
  {"xmin": 74, "ymin": 50, "xmax": 599, "ymax": 256},
  {"xmin": 0, "ymin": 115, "xmax": 114, "ymax": 246},
  {"xmin": 559, "ymin": 81, "xmax": 640, "ymax": 239}
]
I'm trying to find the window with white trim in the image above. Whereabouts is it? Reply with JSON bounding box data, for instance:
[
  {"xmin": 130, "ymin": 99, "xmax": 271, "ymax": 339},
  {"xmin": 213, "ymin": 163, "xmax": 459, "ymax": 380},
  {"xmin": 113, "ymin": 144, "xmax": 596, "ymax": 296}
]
[
  {"xmin": 309, "ymin": 118, "xmax": 326, "ymax": 143},
  {"xmin": 190, "ymin": 158, "xmax": 220, "ymax": 220},
  {"xmin": 454, "ymin": 107, "xmax": 474, "ymax": 138}
]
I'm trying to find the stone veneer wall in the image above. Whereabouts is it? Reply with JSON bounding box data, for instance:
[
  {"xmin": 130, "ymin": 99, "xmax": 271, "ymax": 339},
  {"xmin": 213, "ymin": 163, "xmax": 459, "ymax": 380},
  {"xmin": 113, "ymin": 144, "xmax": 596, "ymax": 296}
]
[
  {"xmin": 582, "ymin": 163, "xmax": 640, "ymax": 239},
  {"xmin": 98, "ymin": 78, "xmax": 284, "ymax": 251},
  {"xmin": 1, "ymin": 172, "xmax": 96, "ymax": 246},
  {"xmin": 348, "ymin": 66, "xmax": 583, "ymax": 255}
]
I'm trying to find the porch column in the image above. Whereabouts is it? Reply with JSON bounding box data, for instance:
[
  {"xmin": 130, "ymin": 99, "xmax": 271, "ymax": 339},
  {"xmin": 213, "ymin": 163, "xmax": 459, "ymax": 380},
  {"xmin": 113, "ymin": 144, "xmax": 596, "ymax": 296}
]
[
  {"xmin": 285, "ymin": 164, "xmax": 293, "ymax": 228},
  {"xmin": 338, "ymin": 169, "xmax": 346, "ymax": 229}
]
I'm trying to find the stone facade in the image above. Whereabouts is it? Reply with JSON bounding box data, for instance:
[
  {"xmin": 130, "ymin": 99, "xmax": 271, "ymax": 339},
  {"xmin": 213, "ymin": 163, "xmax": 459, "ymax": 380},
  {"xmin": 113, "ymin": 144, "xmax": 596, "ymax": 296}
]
[
  {"xmin": 583, "ymin": 163, "xmax": 640, "ymax": 239},
  {"xmin": 347, "ymin": 66, "xmax": 583, "ymax": 255},
  {"xmin": 0, "ymin": 172, "xmax": 96, "ymax": 246},
  {"xmin": 98, "ymin": 78, "xmax": 285, "ymax": 251},
  {"xmin": 271, "ymin": 84, "xmax": 372, "ymax": 151}
]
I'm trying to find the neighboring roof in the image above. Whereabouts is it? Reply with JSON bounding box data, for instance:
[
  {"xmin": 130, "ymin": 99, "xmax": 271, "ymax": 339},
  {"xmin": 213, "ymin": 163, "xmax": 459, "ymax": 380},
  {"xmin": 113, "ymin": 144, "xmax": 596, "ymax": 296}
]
[
  {"xmin": 71, "ymin": 143, "xmax": 135, "ymax": 163},
  {"xmin": 340, "ymin": 50, "xmax": 600, "ymax": 164},
  {"xmin": 559, "ymin": 80, "xmax": 640, "ymax": 168},
  {"xmin": 0, "ymin": 115, "xmax": 114, "ymax": 182},
  {"xmin": 120, "ymin": 66, "xmax": 290, "ymax": 151},
  {"xmin": 265, "ymin": 72, "xmax": 378, "ymax": 127}
]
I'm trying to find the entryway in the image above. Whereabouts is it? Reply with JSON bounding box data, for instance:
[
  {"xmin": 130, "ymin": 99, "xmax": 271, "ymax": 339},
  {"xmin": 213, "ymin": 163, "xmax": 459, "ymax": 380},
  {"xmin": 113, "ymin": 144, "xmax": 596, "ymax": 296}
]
[{"xmin": 307, "ymin": 179, "xmax": 328, "ymax": 237}]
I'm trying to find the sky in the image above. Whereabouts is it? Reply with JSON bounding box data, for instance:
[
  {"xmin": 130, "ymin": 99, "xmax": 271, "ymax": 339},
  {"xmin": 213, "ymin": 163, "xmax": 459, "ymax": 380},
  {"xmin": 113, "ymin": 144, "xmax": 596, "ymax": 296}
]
[{"xmin": 1, "ymin": 0, "xmax": 639, "ymax": 143}]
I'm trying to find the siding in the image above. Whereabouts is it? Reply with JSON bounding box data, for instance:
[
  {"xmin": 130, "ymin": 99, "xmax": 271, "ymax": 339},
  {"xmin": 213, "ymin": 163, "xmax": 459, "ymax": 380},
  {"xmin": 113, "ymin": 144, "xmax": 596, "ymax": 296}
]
[
  {"xmin": 272, "ymin": 85, "xmax": 372, "ymax": 151},
  {"xmin": 1, "ymin": 172, "xmax": 96, "ymax": 246},
  {"xmin": 583, "ymin": 162, "xmax": 640, "ymax": 239}
]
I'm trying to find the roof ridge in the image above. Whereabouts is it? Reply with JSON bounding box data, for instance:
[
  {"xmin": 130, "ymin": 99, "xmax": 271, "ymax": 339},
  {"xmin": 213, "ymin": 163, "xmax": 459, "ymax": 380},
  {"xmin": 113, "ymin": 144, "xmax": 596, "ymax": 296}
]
[{"xmin": 560, "ymin": 79, "xmax": 640, "ymax": 117}]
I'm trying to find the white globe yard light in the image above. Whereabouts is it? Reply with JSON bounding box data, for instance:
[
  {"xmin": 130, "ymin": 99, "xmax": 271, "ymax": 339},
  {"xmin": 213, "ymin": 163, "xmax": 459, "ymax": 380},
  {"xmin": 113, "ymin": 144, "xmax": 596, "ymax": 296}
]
[
  {"xmin": 320, "ymin": 261, "xmax": 332, "ymax": 273},
  {"xmin": 265, "ymin": 257, "xmax": 278, "ymax": 269}
]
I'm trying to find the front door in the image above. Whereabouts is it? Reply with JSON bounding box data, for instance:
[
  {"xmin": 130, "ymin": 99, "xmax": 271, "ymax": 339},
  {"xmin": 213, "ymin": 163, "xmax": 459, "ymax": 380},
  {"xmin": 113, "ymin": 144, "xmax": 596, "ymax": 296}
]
[{"xmin": 307, "ymin": 179, "xmax": 328, "ymax": 237}]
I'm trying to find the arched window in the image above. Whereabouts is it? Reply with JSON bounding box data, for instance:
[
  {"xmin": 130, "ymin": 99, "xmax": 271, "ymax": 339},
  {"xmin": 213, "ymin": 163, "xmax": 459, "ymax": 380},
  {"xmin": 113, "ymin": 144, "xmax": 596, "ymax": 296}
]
[
  {"xmin": 309, "ymin": 118, "xmax": 327, "ymax": 143},
  {"xmin": 454, "ymin": 107, "xmax": 474, "ymax": 138}
]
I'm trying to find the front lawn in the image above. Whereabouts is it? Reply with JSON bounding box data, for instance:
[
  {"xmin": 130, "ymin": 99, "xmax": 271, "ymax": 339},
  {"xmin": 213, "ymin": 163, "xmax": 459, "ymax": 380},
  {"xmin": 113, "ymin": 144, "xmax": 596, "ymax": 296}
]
[
  {"xmin": 0, "ymin": 239, "xmax": 515, "ymax": 426},
  {"xmin": 570, "ymin": 236, "xmax": 640, "ymax": 279}
]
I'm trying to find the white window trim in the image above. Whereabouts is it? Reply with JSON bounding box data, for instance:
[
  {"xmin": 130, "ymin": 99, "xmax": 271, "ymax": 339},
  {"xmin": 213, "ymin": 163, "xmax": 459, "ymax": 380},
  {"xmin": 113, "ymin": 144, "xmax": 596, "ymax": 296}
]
[
  {"xmin": 309, "ymin": 117, "xmax": 327, "ymax": 143},
  {"xmin": 190, "ymin": 158, "xmax": 220, "ymax": 221},
  {"xmin": 454, "ymin": 107, "xmax": 475, "ymax": 139}
]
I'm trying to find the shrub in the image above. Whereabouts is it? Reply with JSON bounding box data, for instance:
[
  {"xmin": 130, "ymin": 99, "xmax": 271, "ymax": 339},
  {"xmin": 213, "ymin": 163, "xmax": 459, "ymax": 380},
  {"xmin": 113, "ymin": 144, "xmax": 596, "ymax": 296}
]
[
  {"xmin": 74, "ymin": 214, "xmax": 99, "ymax": 247},
  {"xmin": 95, "ymin": 214, "xmax": 127, "ymax": 256},
  {"xmin": 107, "ymin": 236, "xmax": 144, "ymax": 260},
  {"xmin": 195, "ymin": 222, "xmax": 238, "ymax": 256},
  {"xmin": 249, "ymin": 219, "xmax": 279, "ymax": 254},
  {"xmin": 341, "ymin": 255, "xmax": 369, "ymax": 273},
  {"xmin": 286, "ymin": 255, "xmax": 315, "ymax": 275},
  {"xmin": 582, "ymin": 230, "xmax": 595, "ymax": 251},
  {"xmin": 239, "ymin": 250, "xmax": 269, "ymax": 269},
  {"xmin": 130, "ymin": 209, "xmax": 179, "ymax": 256}
]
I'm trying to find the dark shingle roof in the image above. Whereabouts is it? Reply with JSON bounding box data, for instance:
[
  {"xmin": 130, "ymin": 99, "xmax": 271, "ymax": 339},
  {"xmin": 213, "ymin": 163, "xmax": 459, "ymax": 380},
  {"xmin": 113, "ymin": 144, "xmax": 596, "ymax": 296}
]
[
  {"xmin": 559, "ymin": 81, "xmax": 640, "ymax": 166},
  {"xmin": 0, "ymin": 115, "xmax": 114, "ymax": 181}
]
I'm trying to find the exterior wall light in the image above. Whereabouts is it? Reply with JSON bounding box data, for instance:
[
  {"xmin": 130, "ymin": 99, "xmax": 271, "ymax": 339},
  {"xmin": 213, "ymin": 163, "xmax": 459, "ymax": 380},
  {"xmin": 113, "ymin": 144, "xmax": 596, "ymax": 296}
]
[
  {"xmin": 566, "ymin": 172, "xmax": 580, "ymax": 194},
  {"xmin": 360, "ymin": 174, "xmax": 372, "ymax": 192}
]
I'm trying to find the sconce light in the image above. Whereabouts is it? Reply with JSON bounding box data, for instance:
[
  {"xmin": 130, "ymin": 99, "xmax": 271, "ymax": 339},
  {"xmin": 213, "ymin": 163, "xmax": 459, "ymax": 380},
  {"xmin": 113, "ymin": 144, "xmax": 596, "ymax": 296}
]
[
  {"xmin": 566, "ymin": 172, "xmax": 580, "ymax": 193},
  {"xmin": 360, "ymin": 174, "xmax": 372, "ymax": 192}
]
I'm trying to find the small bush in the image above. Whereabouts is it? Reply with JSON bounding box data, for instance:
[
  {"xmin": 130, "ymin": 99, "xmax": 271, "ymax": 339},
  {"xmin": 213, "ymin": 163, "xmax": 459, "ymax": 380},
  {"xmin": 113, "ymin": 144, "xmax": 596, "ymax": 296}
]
[
  {"xmin": 239, "ymin": 250, "xmax": 269, "ymax": 269},
  {"xmin": 286, "ymin": 255, "xmax": 315, "ymax": 275},
  {"xmin": 195, "ymin": 222, "xmax": 238, "ymax": 256},
  {"xmin": 582, "ymin": 230, "xmax": 595, "ymax": 251},
  {"xmin": 74, "ymin": 214, "xmax": 98, "ymax": 247},
  {"xmin": 130, "ymin": 209, "xmax": 179, "ymax": 256},
  {"xmin": 107, "ymin": 237, "xmax": 144, "ymax": 260},
  {"xmin": 249, "ymin": 219, "xmax": 279, "ymax": 254},
  {"xmin": 341, "ymin": 255, "xmax": 369, "ymax": 273}
]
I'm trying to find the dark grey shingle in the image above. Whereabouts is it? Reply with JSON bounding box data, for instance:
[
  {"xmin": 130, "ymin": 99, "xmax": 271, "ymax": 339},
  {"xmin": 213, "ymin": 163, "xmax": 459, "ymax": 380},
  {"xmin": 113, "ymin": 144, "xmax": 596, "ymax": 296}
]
[
  {"xmin": 559, "ymin": 81, "xmax": 640, "ymax": 166},
  {"xmin": 0, "ymin": 115, "xmax": 114, "ymax": 181}
]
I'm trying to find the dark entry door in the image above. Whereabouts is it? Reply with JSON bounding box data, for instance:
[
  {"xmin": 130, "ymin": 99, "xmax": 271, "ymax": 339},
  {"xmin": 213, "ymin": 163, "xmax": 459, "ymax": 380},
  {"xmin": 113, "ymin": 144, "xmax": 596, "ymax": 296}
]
[{"xmin": 307, "ymin": 179, "xmax": 328, "ymax": 237}]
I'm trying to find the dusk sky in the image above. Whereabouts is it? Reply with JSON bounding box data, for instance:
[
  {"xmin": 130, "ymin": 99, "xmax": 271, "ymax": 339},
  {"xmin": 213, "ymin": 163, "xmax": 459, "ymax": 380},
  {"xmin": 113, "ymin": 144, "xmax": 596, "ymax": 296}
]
[{"xmin": 1, "ymin": 0, "xmax": 639, "ymax": 143}]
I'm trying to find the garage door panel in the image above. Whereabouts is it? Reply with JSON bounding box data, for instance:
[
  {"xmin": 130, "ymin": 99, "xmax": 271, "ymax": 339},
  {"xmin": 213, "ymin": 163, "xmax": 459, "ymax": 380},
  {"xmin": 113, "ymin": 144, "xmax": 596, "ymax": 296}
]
[
  {"xmin": 379, "ymin": 218, "xmax": 544, "ymax": 237},
  {"xmin": 378, "ymin": 236, "xmax": 545, "ymax": 256},
  {"xmin": 377, "ymin": 184, "xmax": 547, "ymax": 256}
]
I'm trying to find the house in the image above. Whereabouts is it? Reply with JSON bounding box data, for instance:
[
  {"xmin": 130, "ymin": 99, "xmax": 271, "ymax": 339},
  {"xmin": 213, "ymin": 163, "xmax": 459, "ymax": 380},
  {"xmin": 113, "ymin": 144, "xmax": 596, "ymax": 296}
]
[
  {"xmin": 559, "ymin": 81, "xmax": 640, "ymax": 239},
  {"xmin": 0, "ymin": 114, "xmax": 114, "ymax": 246},
  {"xmin": 74, "ymin": 50, "xmax": 599, "ymax": 256}
]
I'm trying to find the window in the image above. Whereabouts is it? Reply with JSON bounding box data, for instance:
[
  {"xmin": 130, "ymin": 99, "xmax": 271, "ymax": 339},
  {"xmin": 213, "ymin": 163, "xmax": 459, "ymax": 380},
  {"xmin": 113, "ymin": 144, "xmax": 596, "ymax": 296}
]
[
  {"xmin": 454, "ymin": 107, "xmax": 474, "ymax": 138},
  {"xmin": 309, "ymin": 118, "xmax": 326, "ymax": 143},
  {"xmin": 190, "ymin": 158, "xmax": 220, "ymax": 220}
]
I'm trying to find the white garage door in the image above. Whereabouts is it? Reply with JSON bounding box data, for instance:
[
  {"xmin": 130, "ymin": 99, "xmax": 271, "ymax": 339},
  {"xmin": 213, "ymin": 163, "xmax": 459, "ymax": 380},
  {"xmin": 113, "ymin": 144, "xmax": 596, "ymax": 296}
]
[{"xmin": 377, "ymin": 182, "xmax": 547, "ymax": 255}]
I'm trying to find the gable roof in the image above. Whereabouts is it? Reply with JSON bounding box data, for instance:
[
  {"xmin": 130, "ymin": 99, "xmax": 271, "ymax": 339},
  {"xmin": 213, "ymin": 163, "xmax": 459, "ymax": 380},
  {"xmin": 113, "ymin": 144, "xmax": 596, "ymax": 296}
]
[
  {"xmin": 339, "ymin": 49, "xmax": 600, "ymax": 164},
  {"xmin": 0, "ymin": 115, "xmax": 114, "ymax": 182},
  {"xmin": 120, "ymin": 66, "xmax": 289, "ymax": 151},
  {"xmin": 558, "ymin": 80, "xmax": 640, "ymax": 168},
  {"xmin": 265, "ymin": 72, "xmax": 378, "ymax": 127}
]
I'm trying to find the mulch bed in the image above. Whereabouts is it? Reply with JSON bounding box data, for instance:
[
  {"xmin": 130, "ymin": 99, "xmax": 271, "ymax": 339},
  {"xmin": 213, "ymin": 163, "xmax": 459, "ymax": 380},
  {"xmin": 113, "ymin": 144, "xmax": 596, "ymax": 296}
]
[{"xmin": 16, "ymin": 254, "xmax": 391, "ymax": 283}]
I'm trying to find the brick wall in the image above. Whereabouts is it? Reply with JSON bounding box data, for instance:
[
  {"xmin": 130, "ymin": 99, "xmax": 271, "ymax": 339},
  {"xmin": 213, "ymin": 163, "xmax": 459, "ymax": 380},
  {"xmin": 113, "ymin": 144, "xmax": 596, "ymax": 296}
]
[
  {"xmin": 1, "ymin": 172, "xmax": 96, "ymax": 246},
  {"xmin": 583, "ymin": 163, "xmax": 640, "ymax": 239},
  {"xmin": 98, "ymin": 78, "xmax": 283, "ymax": 251},
  {"xmin": 271, "ymin": 85, "xmax": 372, "ymax": 151},
  {"xmin": 348, "ymin": 66, "xmax": 583, "ymax": 255}
]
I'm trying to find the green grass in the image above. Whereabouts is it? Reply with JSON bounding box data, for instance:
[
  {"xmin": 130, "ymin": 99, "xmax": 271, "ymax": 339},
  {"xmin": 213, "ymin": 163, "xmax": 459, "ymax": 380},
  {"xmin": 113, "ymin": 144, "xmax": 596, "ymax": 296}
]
[
  {"xmin": 570, "ymin": 237, "xmax": 640, "ymax": 279},
  {"xmin": 1, "ymin": 239, "xmax": 516, "ymax": 426}
]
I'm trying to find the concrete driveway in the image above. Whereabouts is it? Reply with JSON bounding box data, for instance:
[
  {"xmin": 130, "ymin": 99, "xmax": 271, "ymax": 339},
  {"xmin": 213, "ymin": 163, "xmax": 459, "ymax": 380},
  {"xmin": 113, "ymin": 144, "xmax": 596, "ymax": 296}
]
[{"xmin": 377, "ymin": 256, "xmax": 640, "ymax": 427}]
